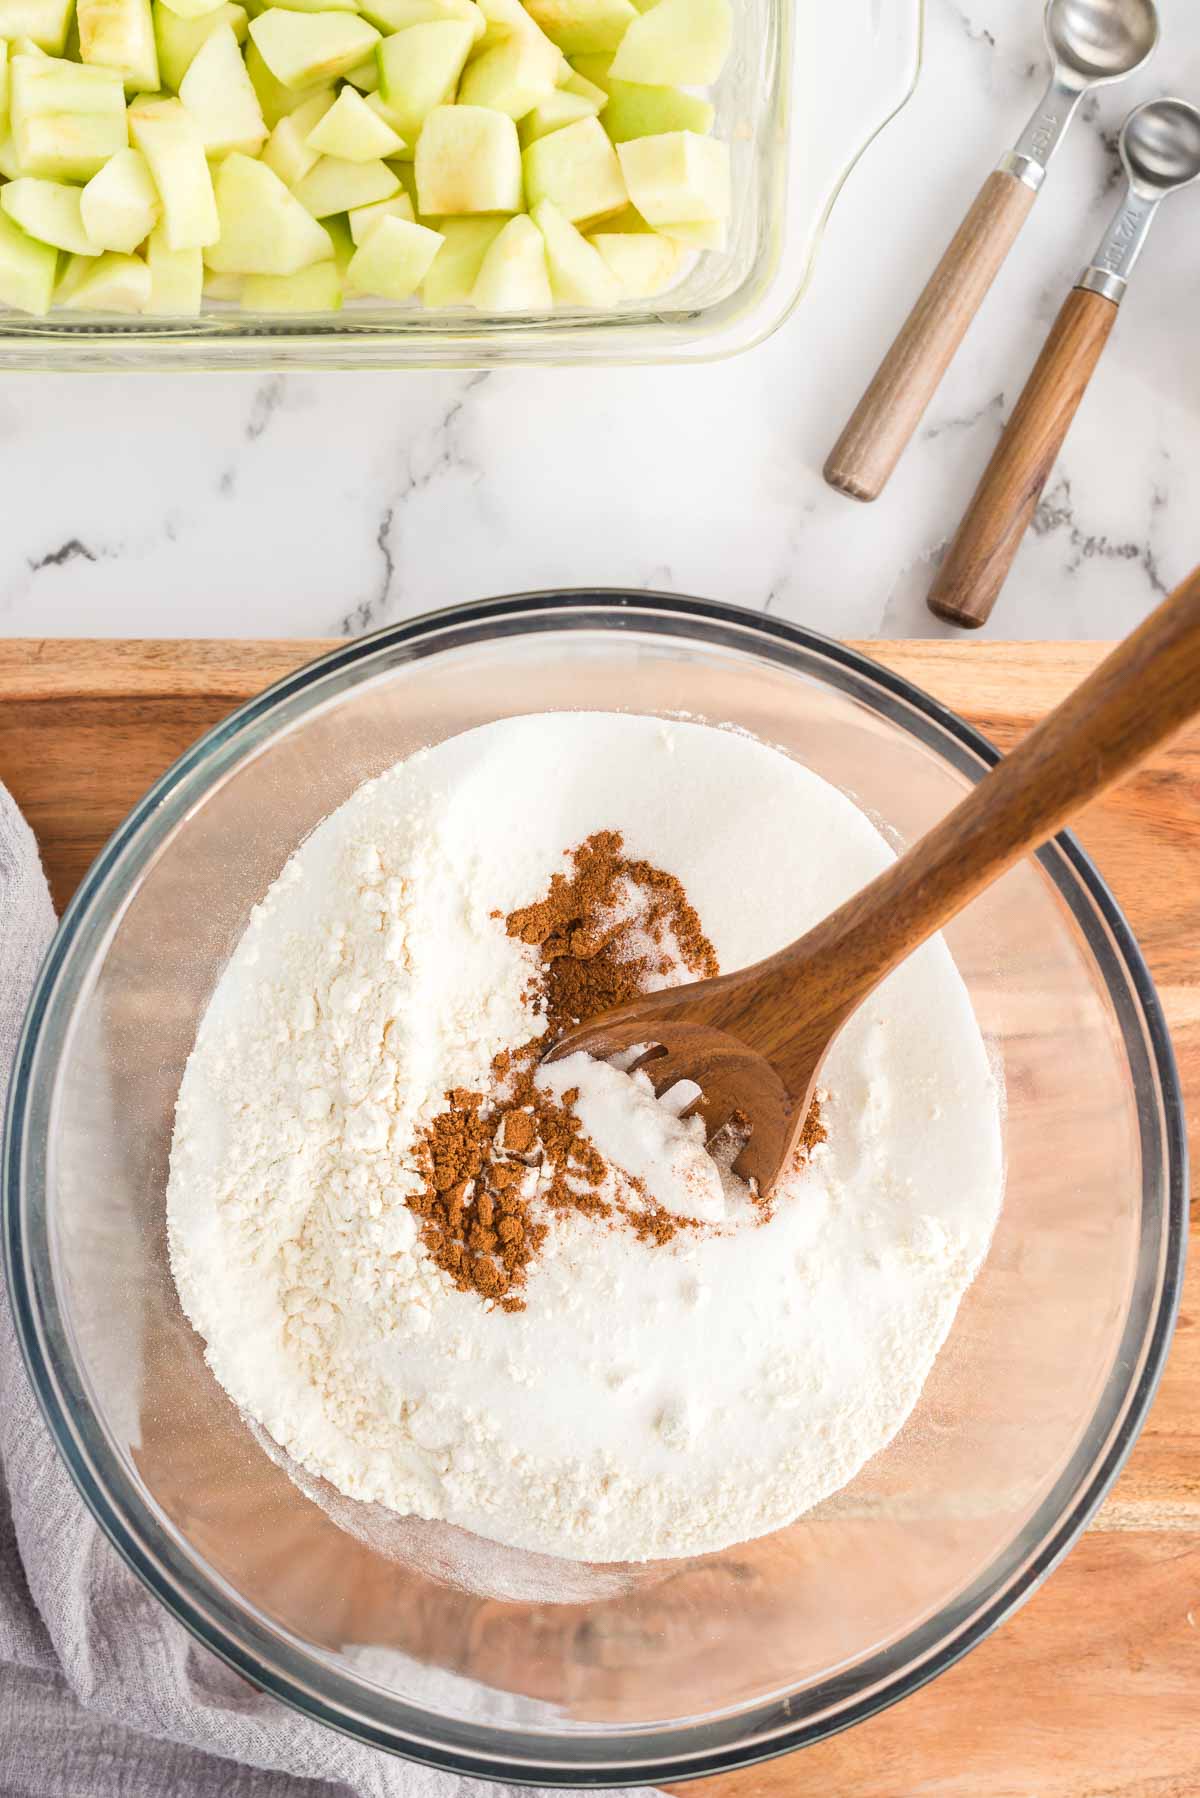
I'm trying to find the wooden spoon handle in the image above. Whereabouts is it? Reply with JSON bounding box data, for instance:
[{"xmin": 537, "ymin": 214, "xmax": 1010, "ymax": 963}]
[
  {"xmin": 928, "ymin": 286, "xmax": 1120, "ymax": 630},
  {"xmin": 769, "ymin": 565, "xmax": 1200, "ymax": 1050},
  {"xmin": 824, "ymin": 170, "xmax": 1038, "ymax": 504}
]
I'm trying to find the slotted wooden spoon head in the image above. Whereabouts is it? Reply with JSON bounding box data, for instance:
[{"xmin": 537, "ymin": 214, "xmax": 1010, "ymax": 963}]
[{"xmin": 543, "ymin": 979, "xmax": 820, "ymax": 1196}]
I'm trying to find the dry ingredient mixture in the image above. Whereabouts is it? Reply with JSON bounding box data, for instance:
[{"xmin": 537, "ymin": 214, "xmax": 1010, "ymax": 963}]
[{"xmin": 168, "ymin": 712, "xmax": 1004, "ymax": 1563}]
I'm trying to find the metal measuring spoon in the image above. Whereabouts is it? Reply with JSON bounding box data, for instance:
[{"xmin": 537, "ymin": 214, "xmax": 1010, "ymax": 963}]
[
  {"xmin": 825, "ymin": 0, "xmax": 1159, "ymax": 504},
  {"xmin": 929, "ymin": 98, "xmax": 1200, "ymax": 628}
]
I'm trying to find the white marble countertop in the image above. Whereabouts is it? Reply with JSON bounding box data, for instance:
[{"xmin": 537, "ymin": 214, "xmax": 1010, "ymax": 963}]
[{"xmin": 1, "ymin": 0, "xmax": 1196, "ymax": 643}]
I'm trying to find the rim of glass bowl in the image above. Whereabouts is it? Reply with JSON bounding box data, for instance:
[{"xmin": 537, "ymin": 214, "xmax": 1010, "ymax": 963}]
[{"xmin": 3, "ymin": 593, "xmax": 1187, "ymax": 1785}]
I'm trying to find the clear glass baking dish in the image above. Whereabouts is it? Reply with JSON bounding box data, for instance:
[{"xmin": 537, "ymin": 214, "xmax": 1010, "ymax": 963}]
[
  {"xmin": 3, "ymin": 593, "xmax": 1185, "ymax": 1784},
  {"xmin": 0, "ymin": 0, "xmax": 922, "ymax": 369}
]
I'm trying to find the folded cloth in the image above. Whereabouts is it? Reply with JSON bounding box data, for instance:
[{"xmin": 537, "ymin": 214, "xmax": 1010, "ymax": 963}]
[{"xmin": 0, "ymin": 781, "xmax": 655, "ymax": 1798}]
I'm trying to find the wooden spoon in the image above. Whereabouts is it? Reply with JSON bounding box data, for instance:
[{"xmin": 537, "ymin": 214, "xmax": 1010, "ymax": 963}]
[{"xmin": 546, "ymin": 565, "xmax": 1200, "ymax": 1199}]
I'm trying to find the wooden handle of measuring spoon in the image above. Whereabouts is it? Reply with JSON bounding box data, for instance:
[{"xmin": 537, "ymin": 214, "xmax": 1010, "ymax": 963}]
[
  {"xmin": 824, "ymin": 170, "xmax": 1038, "ymax": 504},
  {"xmin": 929, "ymin": 286, "xmax": 1120, "ymax": 629},
  {"xmin": 767, "ymin": 565, "xmax": 1200, "ymax": 1054}
]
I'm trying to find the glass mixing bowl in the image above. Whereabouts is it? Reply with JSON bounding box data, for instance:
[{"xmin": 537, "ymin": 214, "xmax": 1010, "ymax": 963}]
[
  {"xmin": 4, "ymin": 594, "xmax": 1185, "ymax": 1784},
  {"xmin": 0, "ymin": 1, "xmax": 922, "ymax": 370}
]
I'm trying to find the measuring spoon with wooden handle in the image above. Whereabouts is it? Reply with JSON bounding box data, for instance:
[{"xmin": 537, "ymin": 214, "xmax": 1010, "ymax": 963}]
[
  {"xmin": 546, "ymin": 562, "xmax": 1200, "ymax": 1202},
  {"xmin": 823, "ymin": 0, "xmax": 1158, "ymax": 505},
  {"xmin": 928, "ymin": 97, "xmax": 1200, "ymax": 629}
]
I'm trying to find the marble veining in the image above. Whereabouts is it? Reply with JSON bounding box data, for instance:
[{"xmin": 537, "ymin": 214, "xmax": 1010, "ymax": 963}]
[{"xmin": 0, "ymin": 0, "xmax": 1197, "ymax": 643}]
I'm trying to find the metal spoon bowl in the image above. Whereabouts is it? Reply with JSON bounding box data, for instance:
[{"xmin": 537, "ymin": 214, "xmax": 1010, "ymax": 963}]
[
  {"xmin": 1046, "ymin": 0, "xmax": 1159, "ymax": 86},
  {"xmin": 1122, "ymin": 96, "xmax": 1200, "ymax": 193}
]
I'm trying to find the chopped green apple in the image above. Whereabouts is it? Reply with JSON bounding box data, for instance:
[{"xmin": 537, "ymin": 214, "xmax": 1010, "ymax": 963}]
[
  {"xmin": 589, "ymin": 224, "xmax": 678, "ymax": 294},
  {"xmin": 413, "ymin": 102, "xmax": 519, "ymax": 213},
  {"xmin": 0, "ymin": 131, "xmax": 21, "ymax": 176},
  {"xmin": 59, "ymin": 246, "xmax": 150, "ymax": 306},
  {"xmin": 259, "ymin": 80, "xmax": 330, "ymax": 178},
  {"xmin": 346, "ymin": 186, "xmax": 412, "ymax": 241},
  {"xmin": 616, "ymin": 130, "xmax": 727, "ymax": 224},
  {"xmin": 472, "ymin": 0, "xmax": 551, "ymax": 53},
  {"xmin": 0, "ymin": 0, "xmax": 75, "ymax": 54},
  {"xmin": 419, "ymin": 209, "xmax": 502, "ymax": 301},
  {"xmin": 1, "ymin": 174, "xmax": 98, "ymax": 251},
  {"xmin": 292, "ymin": 150, "xmax": 397, "ymax": 214},
  {"xmin": 243, "ymin": 37, "xmax": 324, "ymax": 123},
  {"xmin": 523, "ymin": 0, "xmax": 634, "ymax": 54},
  {"xmin": 128, "ymin": 95, "xmax": 218, "ymax": 245},
  {"xmin": 522, "ymin": 113, "xmax": 623, "ymax": 222},
  {"xmin": 375, "ymin": 19, "xmax": 473, "ymax": 141},
  {"xmin": 242, "ymin": 257, "xmax": 341, "ymax": 306},
  {"xmin": 340, "ymin": 48, "xmax": 376, "ymax": 86},
  {"xmin": 655, "ymin": 213, "xmax": 723, "ymax": 248},
  {"xmin": 517, "ymin": 86, "xmax": 595, "ymax": 145},
  {"xmin": 360, "ymin": 0, "xmax": 481, "ymax": 33},
  {"xmin": 154, "ymin": 0, "xmax": 246, "ymax": 90},
  {"xmin": 247, "ymin": 8, "xmax": 378, "ymax": 87},
  {"xmin": 0, "ymin": 206, "xmax": 57, "ymax": 307},
  {"xmin": 201, "ymin": 266, "xmax": 240, "ymax": 294},
  {"xmin": 145, "ymin": 215, "xmax": 201, "ymax": 306},
  {"xmin": 608, "ymin": 0, "xmax": 730, "ymax": 84},
  {"xmin": 159, "ymin": 0, "xmax": 230, "ymax": 20},
  {"xmin": 558, "ymin": 63, "xmax": 605, "ymax": 106},
  {"xmin": 0, "ymin": 41, "xmax": 10, "ymax": 132},
  {"xmin": 457, "ymin": 29, "xmax": 561, "ymax": 120},
  {"xmin": 531, "ymin": 195, "xmax": 616, "ymax": 303},
  {"xmin": 346, "ymin": 209, "xmax": 439, "ymax": 295},
  {"xmin": 600, "ymin": 77, "xmax": 712, "ymax": 142},
  {"xmin": 178, "ymin": 21, "xmax": 266, "ymax": 152},
  {"xmin": 80, "ymin": 143, "xmax": 160, "ymax": 246},
  {"xmin": 205, "ymin": 147, "xmax": 333, "ymax": 266},
  {"xmin": 322, "ymin": 205, "xmax": 352, "ymax": 266},
  {"xmin": 566, "ymin": 49, "xmax": 609, "ymax": 86},
  {"xmin": 77, "ymin": 0, "xmax": 159, "ymax": 90},
  {"xmin": 469, "ymin": 210, "xmax": 548, "ymax": 308},
  {"xmin": 305, "ymin": 80, "xmax": 401, "ymax": 157},
  {"xmin": 11, "ymin": 53, "xmax": 127, "ymax": 178}
]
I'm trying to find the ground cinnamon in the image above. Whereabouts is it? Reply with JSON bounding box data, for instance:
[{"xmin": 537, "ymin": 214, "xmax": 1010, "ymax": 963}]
[{"xmin": 408, "ymin": 830, "xmax": 824, "ymax": 1309}]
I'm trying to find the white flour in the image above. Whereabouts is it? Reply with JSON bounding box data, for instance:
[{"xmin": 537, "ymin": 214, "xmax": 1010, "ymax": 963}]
[{"xmin": 168, "ymin": 712, "xmax": 1005, "ymax": 1564}]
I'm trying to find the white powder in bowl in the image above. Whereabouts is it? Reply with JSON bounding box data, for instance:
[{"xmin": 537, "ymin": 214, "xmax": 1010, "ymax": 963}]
[{"xmin": 167, "ymin": 712, "xmax": 1004, "ymax": 1564}]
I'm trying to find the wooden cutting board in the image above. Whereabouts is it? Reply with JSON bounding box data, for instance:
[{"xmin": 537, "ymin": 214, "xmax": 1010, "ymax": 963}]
[{"xmin": 2, "ymin": 639, "xmax": 1197, "ymax": 1798}]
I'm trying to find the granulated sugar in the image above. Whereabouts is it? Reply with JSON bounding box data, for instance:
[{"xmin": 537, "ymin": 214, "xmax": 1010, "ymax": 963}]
[{"xmin": 167, "ymin": 712, "xmax": 1004, "ymax": 1564}]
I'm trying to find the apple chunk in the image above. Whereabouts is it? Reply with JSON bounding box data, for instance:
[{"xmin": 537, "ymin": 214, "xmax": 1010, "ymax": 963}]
[
  {"xmin": 522, "ymin": 113, "xmax": 624, "ymax": 223},
  {"xmin": 419, "ymin": 212, "xmax": 505, "ymax": 302},
  {"xmin": 179, "ymin": 21, "xmax": 267, "ymax": 155},
  {"xmin": 375, "ymin": 19, "xmax": 474, "ymax": 141},
  {"xmin": 616, "ymin": 130, "xmax": 728, "ymax": 225},
  {"xmin": 456, "ymin": 30, "xmax": 561, "ymax": 121},
  {"xmin": 59, "ymin": 248, "xmax": 151, "ymax": 309},
  {"xmin": 247, "ymin": 9, "xmax": 379, "ymax": 88},
  {"xmin": 523, "ymin": 0, "xmax": 635, "ymax": 54},
  {"xmin": 11, "ymin": 53, "xmax": 128, "ymax": 180},
  {"xmin": 128, "ymin": 95, "xmax": 219, "ymax": 247},
  {"xmin": 77, "ymin": 0, "xmax": 160, "ymax": 91},
  {"xmin": 608, "ymin": 0, "xmax": 730, "ymax": 85},
  {"xmin": 589, "ymin": 226, "xmax": 679, "ymax": 295},
  {"xmin": 204, "ymin": 148, "xmax": 334, "ymax": 270},
  {"xmin": 80, "ymin": 145, "xmax": 160, "ymax": 248},
  {"xmin": 0, "ymin": 207, "xmax": 58, "ymax": 310},
  {"xmin": 470, "ymin": 211, "xmax": 550, "ymax": 309},
  {"xmin": 347, "ymin": 211, "xmax": 441, "ymax": 296},
  {"xmin": 2, "ymin": 176, "xmax": 99, "ymax": 252},
  {"xmin": 305, "ymin": 82, "xmax": 402, "ymax": 158},
  {"xmin": 531, "ymin": 195, "xmax": 617, "ymax": 304},
  {"xmin": 414, "ymin": 103, "xmax": 521, "ymax": 214}
]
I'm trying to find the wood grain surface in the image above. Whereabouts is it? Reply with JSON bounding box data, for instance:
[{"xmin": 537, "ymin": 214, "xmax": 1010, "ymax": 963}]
[
  {"xmin": 1, "ymin": 638, "xmax": 1197, "ymax": 1796},
  {"xmin": 824, "ymin": 169, "xmax": 1039, "ymax": 504},
  {"xmin": 928, "ymin": 287, "xmax": 1121, "ymax": 630}
]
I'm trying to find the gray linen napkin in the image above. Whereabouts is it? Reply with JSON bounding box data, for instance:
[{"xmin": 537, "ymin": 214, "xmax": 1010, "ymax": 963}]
[{"xmin": 0, "ymin": 781, "xmax": 655, "ymax": 1798}]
